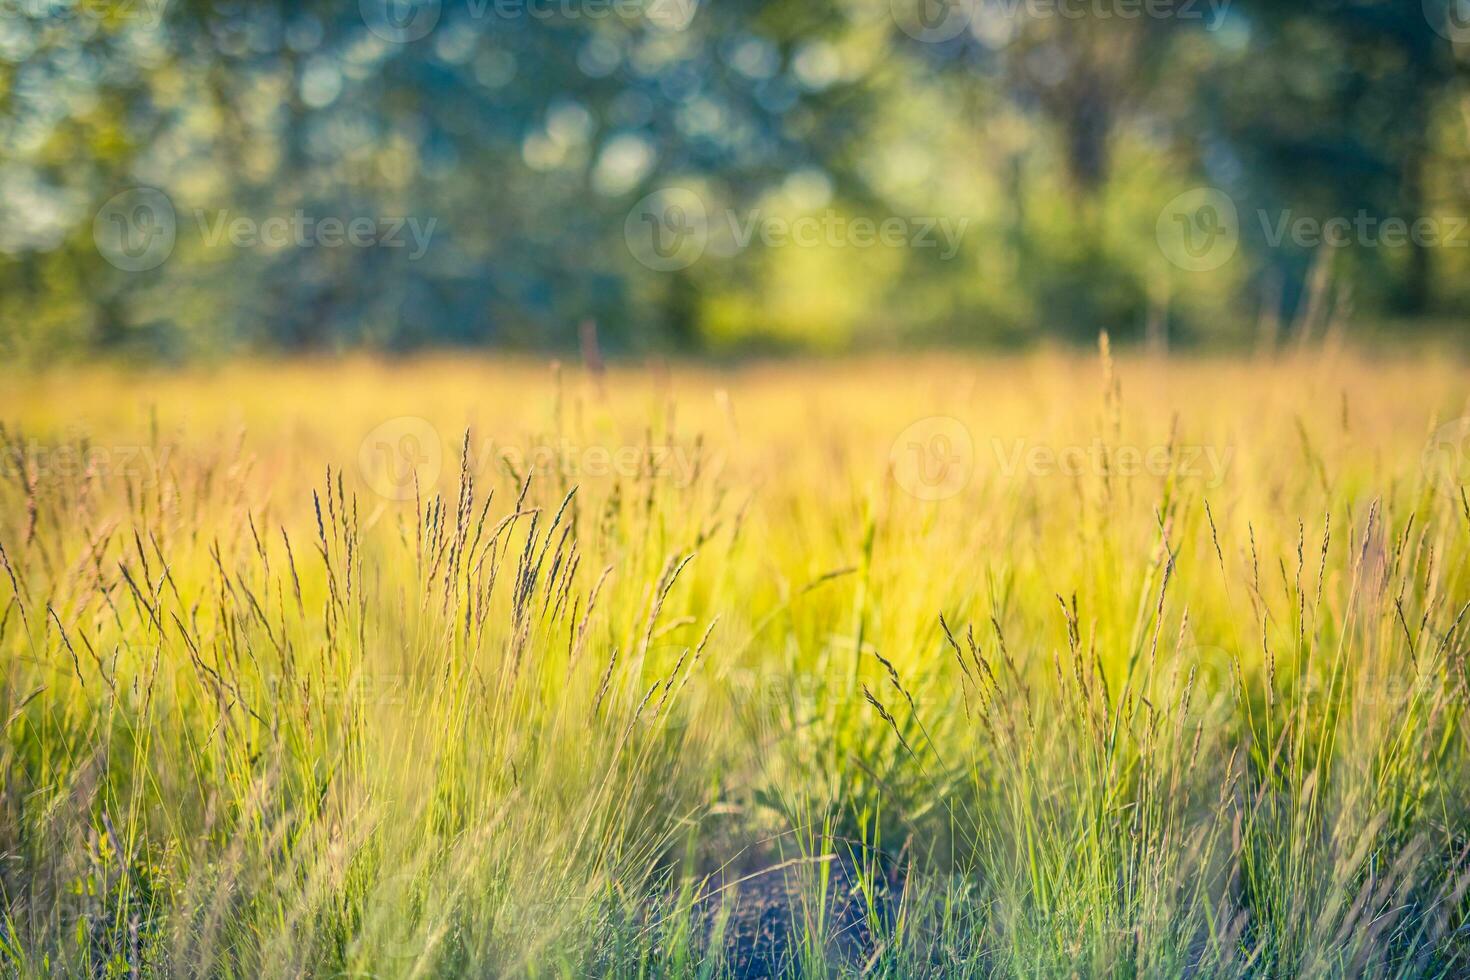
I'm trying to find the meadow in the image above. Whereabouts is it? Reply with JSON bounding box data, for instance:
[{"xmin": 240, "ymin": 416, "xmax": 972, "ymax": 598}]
[{"xmin": 1, "ymin": 345, "xmax": 1469, "ymax": 977}]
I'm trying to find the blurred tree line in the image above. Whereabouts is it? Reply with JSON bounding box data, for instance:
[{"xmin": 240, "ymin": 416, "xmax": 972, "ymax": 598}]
[{"xmin": 1, "ymin": 0, "xmax": 1467, "ymax": 361}]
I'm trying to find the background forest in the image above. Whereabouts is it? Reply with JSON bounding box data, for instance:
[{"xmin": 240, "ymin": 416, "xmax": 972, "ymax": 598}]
[{"xmin": 4, "ymin": 0, "xmax": 1470, "ymax": 360}]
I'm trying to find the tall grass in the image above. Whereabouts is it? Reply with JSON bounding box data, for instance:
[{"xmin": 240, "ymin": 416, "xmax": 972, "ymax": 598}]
[{"xmin": 1, "ymin": 349, "xmax": 1467, "ymax": 977}]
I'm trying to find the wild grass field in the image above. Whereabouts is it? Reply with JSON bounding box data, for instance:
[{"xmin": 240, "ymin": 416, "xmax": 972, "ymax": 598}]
[{"xmin": 1, "ymin": 345, "xmax": 1469, "ymax": 978}]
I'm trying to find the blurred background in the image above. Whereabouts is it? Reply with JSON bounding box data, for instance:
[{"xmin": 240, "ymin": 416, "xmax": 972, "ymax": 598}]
[{"xmin": 2, "ymin": 0, "xmax": 1469, "ymax": 362}]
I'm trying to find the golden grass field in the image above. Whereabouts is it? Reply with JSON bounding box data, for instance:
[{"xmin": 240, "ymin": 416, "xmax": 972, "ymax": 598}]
[{"xmin": 2, "ymin": 345, "xmax": 1469, "ymax": 977}]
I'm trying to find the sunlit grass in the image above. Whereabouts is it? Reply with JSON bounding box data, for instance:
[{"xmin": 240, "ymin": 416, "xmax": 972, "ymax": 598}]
[{"xmin": 1, "ymin": 346, "xmax": 1468, "ymax": 977}]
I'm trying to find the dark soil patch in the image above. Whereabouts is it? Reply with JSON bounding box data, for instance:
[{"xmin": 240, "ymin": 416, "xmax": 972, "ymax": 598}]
[{"xmin": 693, "ymin": 856, "xmax": 894, "ymax": 978}]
